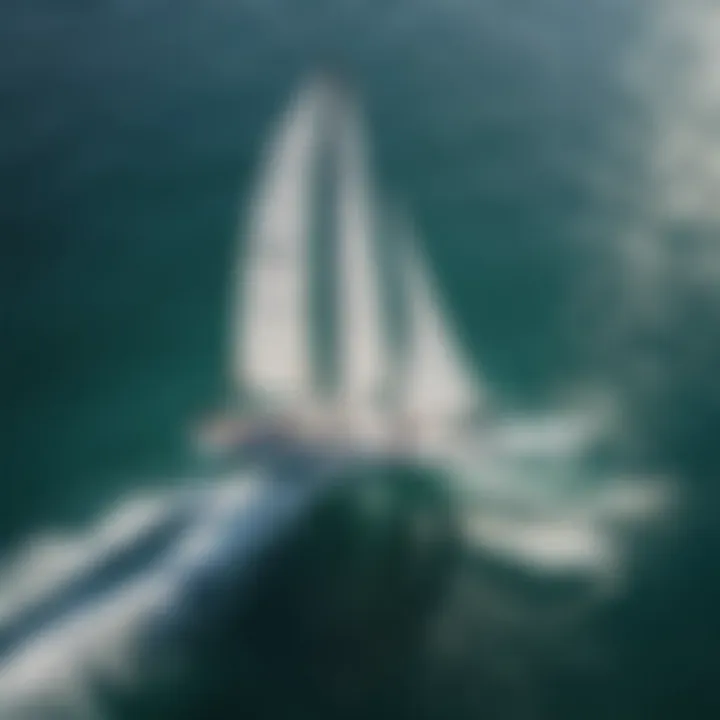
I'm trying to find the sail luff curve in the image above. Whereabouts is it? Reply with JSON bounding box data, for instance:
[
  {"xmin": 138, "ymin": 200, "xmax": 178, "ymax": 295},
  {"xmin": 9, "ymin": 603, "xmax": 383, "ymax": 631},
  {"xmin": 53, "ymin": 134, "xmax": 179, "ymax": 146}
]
[{"xmin": 230, "ymin": 80, "xmax": 327, "ymax": 409}]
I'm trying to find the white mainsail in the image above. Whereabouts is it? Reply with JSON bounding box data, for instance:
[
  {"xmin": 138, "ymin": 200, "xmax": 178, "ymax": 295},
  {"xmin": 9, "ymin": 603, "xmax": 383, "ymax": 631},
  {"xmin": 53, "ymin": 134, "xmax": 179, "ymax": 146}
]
[
  {"xmin": 230, "ymin": 79, "xmax": 328, "ymax": 409},
  {"xmin": 397, "ymin": 211, "xmax": 481, "ymax": 433},
  {"xmin": 335, "ymin": 94, "xmax": 387, "ymax": 437}
]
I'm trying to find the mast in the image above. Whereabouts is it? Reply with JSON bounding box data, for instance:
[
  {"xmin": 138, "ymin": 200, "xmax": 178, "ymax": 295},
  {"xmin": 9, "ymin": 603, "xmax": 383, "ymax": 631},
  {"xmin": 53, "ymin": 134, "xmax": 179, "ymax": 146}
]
[{"xmin": 335, "ymin": 93, "xmax": 387, "ymax": 439}]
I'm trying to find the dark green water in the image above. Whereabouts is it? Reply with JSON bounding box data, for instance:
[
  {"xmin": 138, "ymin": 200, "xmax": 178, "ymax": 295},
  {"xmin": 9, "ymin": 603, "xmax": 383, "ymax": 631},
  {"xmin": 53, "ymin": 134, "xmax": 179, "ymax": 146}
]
[{"xmin": 2, "ymin": 0, "xmax": 720, "ymax": 716}]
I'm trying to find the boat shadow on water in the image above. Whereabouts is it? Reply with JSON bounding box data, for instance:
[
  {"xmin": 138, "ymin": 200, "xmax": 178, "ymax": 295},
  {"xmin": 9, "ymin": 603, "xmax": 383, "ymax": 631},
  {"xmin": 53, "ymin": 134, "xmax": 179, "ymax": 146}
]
[{"xmin": 93, "ymin": 461, "xmax": 462, "ymax": 720}]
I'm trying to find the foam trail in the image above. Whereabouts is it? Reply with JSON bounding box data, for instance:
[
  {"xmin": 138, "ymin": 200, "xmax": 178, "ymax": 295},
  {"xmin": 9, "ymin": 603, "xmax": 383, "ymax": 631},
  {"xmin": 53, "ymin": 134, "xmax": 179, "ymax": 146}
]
[{"xmin": 0, "ymin": 470, "xmax": 337, "ymax": 717}]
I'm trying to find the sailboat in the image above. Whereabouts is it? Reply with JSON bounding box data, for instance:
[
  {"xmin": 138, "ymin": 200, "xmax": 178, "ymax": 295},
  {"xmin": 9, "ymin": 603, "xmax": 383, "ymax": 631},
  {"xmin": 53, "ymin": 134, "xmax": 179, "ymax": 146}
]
[{"xmin": 195, "ymin": 73, "xmax": 482, "ymax": 464}]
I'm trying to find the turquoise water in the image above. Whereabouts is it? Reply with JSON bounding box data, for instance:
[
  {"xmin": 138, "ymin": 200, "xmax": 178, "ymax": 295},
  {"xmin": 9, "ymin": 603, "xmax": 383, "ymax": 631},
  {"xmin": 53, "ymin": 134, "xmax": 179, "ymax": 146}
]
[
  {"xmin": 2, "ymin": 0, "xmax": 648, "ymax": 536},
  {"xmin": 3, "ymin": 1, "xmax": 720, "ymax": 716}
]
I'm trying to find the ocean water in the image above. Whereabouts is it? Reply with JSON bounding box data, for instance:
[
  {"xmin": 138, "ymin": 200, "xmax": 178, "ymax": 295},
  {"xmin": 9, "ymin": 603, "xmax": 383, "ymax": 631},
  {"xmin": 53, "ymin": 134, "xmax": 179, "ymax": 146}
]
[
  {"xmin": 2, "ymin": 0, "xmax": 638, "ymax": 536},
  {"xmin": 2, "ymin": 0, "xmax": 720, "ymax": 717}
]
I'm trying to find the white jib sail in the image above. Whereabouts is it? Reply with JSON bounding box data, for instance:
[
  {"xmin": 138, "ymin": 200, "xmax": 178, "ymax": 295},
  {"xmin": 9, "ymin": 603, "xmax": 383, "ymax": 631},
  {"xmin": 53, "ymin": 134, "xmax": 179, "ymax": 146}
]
[
  {"xmin": 397, "ymin": 211, "xmax": 481, "ymax": 435},
  {"xmin": 335, "ymin": 94, "xmax": 387, "ymax": 439},
  {"xmin": 230, "ymin": 79, "xmax": 328, "ymax": 410}
]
